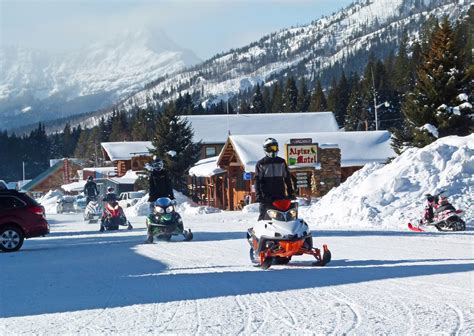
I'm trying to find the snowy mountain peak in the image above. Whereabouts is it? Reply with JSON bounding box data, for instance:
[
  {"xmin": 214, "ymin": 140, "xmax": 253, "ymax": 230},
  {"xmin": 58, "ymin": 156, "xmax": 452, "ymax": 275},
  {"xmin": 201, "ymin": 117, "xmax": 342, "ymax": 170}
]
[
  {"xmin": 116, "ymin": 0, "xmax": 469, "ymax": 116},
  {"xmin": 0, "ymin": 26, "xmax": 201, "ymax": 130}
]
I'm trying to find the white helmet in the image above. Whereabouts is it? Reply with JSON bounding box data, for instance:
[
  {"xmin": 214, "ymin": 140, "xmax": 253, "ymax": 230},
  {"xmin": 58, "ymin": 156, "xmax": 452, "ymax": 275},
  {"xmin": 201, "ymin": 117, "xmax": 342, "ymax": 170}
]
[{"xmin": 263, "ymin": 138, "xmax": 279, "ymax": 158}]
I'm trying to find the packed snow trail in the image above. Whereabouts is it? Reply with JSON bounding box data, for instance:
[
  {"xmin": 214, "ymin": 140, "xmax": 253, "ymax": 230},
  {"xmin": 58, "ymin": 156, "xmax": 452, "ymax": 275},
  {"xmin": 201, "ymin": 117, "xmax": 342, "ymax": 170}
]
[{"xmin": 1, "ymin": 211, "xmax": 473, "ymax": 335}]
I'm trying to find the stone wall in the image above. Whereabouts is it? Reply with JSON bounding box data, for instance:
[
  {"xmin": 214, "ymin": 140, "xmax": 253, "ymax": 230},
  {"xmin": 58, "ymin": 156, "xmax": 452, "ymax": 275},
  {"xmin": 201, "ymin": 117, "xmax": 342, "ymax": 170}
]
[{"xmin": 311, "ymin": 146, "xmax": 341, "ymax": 197}]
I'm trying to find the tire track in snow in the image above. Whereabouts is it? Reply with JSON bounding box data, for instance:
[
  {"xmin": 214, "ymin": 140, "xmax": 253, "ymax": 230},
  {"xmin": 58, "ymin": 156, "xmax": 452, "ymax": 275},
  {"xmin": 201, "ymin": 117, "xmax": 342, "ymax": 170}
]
[
  {"xmin": 447, "ymin": 303, "xmax": 464, "ymax": 336},
  {"xmin": 194, "ymin": 300, "xmax": 203, "ymax": 335},
  {"xmin": 307, "ymin": 290, "xmax": 342, "ymax": 335},
  {"xmin": 160, "ymin": 300, "xmax": 184, "ymax": 333},
  {"xmin": 235, "ymin": 295, "xmax": 253, "ymax": 334},
  {"xmin": 390, "ymin": 279, "xmax": 466, "ymax": 334},
  {"xmin": 250, "ymin": 293, "xmax": 314, "ymax": 334},
  {"xmin": 329, "ymin": 288, "xmax": 363, "ymax": 334},
  {"xmin": 75, "ymin": 276, "xmax": 119, "ymax": 334}
]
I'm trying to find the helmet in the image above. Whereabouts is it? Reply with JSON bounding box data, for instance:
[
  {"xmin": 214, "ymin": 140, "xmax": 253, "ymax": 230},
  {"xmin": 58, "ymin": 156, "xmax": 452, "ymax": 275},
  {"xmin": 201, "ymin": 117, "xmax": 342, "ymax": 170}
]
[
  {"xmin": 263, "ymin": 138, "xmax": 279, "ymax": 158},
  {"xmin": 107, "ymin": 186, "xmax": 114, "ymax": 193},
  {"xmin": 438, "ymin": 196, "xmax": 449, "ymax": 206},
  {"xmin": 425, "ymin": 193, "xmax": 435, "ymax": 203},
  {"xmin": 87, "ymin": 176, "xmax": 93, "ymax": 181},
  {"xmin": 151, "ymin": 158, "xmax": 164, "ymax": 172}
]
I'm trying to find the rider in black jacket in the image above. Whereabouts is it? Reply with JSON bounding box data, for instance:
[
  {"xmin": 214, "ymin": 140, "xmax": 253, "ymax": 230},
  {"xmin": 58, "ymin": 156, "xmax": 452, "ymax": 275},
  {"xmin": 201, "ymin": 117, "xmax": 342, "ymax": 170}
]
[
  {"xmin": 83, "ymin": 176, "xmax": 99, "ymax": 204},
  {"xmin": 148, "ymin": 157, "xmax": 175, "ymax": 203},
  {"xmin": 255, "ymin": 138, "xmax": 295, "ymax": 221}
]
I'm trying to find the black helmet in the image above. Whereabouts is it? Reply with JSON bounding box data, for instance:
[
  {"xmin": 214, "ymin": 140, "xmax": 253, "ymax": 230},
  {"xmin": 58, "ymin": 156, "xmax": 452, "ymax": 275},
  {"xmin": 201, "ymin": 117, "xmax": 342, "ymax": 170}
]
[
  {"xmin": 87, "ymin": 176, "xmax": 93, "ymax": 181},
  {"xmin": 263, "ymin": 138, "xmax": 279, "ymax": 158},
  {"xmin": 151, "ymin": 158, "xmax": 164, "ymax": 171}
]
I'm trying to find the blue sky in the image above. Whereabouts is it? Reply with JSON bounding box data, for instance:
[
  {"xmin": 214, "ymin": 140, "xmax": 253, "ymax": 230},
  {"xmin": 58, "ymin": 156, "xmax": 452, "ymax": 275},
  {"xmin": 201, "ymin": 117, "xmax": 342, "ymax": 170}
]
[{"xmin": 1, "ymin": 0, "xmax": 355, "ymax": 59}]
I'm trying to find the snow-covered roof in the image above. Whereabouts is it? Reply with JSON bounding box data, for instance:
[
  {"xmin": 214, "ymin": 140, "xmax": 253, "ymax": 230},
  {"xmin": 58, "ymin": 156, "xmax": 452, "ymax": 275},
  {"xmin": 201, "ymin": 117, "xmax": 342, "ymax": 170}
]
[
  {"xmin": 101, "ymin": 142, "xmax": 153, "ymax": 161},
  {"xmin": 83, "ymin": 167, "xmax": 116, "ymax": 173},
  {"xmin": 189, "ymin": 156, "xmax": 226, "ymax": 177},
  {"xmin": 109, "ymin": 170, "xmax": 140, "ymax": 184},
  {"xmin": 61, "ymin": 180, "xmax": 87, "ymax": 192},
  {"xmin": 181, "ymin": 112, "xmax": 340, "ymax": 144},
  {"xmin": 223, "ymin": 131, "xmax": 395, "ymax": 172}
]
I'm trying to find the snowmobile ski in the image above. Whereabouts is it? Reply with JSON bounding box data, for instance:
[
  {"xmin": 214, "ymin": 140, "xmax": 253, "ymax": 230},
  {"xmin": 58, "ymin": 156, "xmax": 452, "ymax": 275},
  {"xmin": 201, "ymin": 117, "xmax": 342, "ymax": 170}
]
[{"xmin": 408, "ymin": 223, "xmax": 424, "ymax": 232}]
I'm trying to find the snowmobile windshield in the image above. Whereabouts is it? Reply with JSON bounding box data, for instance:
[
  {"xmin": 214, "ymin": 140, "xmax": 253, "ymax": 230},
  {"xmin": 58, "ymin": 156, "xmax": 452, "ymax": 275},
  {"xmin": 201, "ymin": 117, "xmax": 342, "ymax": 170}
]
[
  {"xmin": 267, "ymin": 208, "xmax": 297, "ymax": 221},
  {"xmin": 155, "ymin": 197, "xmax": 172, "ymax": 208}
]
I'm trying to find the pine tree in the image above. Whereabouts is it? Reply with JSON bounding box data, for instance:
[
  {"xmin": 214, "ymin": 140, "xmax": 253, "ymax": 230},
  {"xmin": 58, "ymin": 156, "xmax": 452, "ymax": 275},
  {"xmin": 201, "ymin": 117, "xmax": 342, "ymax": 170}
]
[
  {"xmin": 397, "ymin": 17, "xmax": 472, "ymax": 149},
  {"xmin": 251, "ymin": 84, "xmax": 265, "ymax": 114},
  {"xmin": 334, "ymin": 72, "xmax": 350, "ymax": 127},
  {"xmin": 262, "ymin": 86, "xmax": 272, "ymax": 113},
  {"xmin": 130, "ymin": 109, "xmax": 149, "ymax": 141},
  {"xmin": 296, "ymin": 78, "xmax": 310, "ymax": 112},
  {"xmin": 326, "ymin": 77, "xmax": 338, "ymax": 114},
  {"xmin": 282, "ymin": 77, "xmax": 298, "ymax": 112},
  {"xmin": 27, "ymin": 123, "xmax": 50, "ymax": 178},
  {"xmin": 308, "ymin": 80, "xmax": 327, "ymax": 112},
  {"xmin": 151, "ymin": 103, "xmax": 201, "ymax": 192},
  {"xmin": 271, "ymin": 82, "xmax": 283, "ymax": 113},
  {"xmin": 345, "ymin": 85, "xmax": 369, "ymax": 131},
  {"xmin": 109, "ymin": 110, "xmax": 130, "ymax": 141}
]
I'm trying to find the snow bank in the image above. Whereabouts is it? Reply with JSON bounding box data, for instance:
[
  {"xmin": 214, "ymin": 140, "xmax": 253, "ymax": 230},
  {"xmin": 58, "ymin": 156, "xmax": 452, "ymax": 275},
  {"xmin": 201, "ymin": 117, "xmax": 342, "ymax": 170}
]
[
  {"xmin": 304, "ymin": 134, "xmax": 474, "ymax": 229},
  {"xmin": 37, "ymin": 190, "xmax": 64, "ymax": 214},
  {"xmin": 124, "ymin": 190, "xmax": 221, "ymax": 218},
  {"xmin": 242, "ymin": 203, "xmax": 260, "ymax": 213}
]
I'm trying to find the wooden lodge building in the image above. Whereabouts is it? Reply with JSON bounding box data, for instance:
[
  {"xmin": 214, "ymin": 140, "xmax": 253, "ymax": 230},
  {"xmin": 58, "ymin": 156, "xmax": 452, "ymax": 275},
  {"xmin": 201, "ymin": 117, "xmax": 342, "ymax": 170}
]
[
  {"xmin": 181, "ymin": 112, "xmax": 340, "ymax": 160},
  {"xmin": 189, "ymin": 131, "xmax": 394, "ymax": 210},
  {"xmin": 21, "ymin": 158, "xmax": 84, "ymax": 197},
  {"xmin": 101, "ymin": 141, "xmax": 153, "ymax": 177}
]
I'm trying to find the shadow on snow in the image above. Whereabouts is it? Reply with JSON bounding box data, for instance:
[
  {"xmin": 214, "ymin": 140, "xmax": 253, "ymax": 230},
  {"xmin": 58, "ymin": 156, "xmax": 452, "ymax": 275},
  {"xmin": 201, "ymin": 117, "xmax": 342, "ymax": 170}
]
[{"xmin": 1, "ymin": 228, "xmax": 473, "ymax": 319}]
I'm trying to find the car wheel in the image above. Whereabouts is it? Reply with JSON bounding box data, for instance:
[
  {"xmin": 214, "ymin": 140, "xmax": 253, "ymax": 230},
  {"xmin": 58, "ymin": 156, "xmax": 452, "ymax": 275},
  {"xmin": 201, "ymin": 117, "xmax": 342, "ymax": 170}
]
[{"xmin": 0, "ymin": 226, "xmax": 25, "ymax": 252}]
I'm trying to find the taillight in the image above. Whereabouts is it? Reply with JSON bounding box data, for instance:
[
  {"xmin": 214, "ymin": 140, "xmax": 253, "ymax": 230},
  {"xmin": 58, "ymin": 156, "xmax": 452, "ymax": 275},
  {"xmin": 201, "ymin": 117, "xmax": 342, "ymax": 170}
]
[{"xmin": 28, "ymin": 205, "xmax": 45, "ymax": 217}]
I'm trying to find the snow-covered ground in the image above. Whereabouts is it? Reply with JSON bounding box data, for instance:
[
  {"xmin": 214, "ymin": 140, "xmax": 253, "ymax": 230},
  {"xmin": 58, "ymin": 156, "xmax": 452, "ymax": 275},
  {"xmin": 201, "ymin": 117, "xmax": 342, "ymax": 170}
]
[
  {"xmin": 1, "ymin": 135, "xmax": 473, "ymax": 334},
  {"xmin": 1, "ymin": 211, "xmax": 473, "ymax": 335}
]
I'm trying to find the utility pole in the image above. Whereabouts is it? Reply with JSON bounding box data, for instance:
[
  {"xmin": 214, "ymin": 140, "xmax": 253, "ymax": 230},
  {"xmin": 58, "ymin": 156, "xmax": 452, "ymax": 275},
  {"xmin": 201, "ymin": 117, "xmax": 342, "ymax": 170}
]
[{"xmin": 371, "ymin": 67, "xmax": 389, "ymax": 130}]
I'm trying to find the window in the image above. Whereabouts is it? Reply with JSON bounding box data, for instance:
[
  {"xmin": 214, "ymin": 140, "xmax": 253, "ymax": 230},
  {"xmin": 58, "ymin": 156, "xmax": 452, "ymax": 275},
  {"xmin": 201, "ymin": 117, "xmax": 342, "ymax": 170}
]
[
  {"xmin": 205, "ymin": 146, "xmax": 216, "ymax": 157},
  {"xmin": 0, "ymin": 196, "xmax": 26, "ymax": 210}
]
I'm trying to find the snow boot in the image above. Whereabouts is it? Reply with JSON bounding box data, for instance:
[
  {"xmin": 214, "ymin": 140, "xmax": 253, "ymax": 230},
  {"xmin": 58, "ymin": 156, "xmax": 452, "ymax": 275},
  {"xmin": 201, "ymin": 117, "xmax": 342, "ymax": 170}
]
[{"xmin": 144, "ymin": 234, "xmax": 154, "ymax": 244}]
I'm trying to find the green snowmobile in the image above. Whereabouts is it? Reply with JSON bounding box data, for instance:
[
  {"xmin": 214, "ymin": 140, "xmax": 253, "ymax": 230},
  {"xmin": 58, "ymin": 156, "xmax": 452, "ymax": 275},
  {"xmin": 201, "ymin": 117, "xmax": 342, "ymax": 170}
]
[{"xmin": 145, "ymin": 197, "xmax": 193, "ymax": 243}]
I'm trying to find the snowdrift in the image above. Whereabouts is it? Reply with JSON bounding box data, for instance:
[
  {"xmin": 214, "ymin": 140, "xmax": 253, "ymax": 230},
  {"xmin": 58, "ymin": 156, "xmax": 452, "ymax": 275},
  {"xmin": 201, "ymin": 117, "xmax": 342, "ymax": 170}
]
[
  {"xmin": 304, "ymin": 134, "xmax": 473, "ymax": 229},
  {"xmin": 124, "ymin": 190, "xmax": 221, "ymax": 218}
]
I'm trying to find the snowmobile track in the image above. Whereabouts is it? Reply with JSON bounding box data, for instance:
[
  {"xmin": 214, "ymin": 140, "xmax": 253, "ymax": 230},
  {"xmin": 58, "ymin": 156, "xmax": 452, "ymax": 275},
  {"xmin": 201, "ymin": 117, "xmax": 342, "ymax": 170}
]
[
  {"xmin": 327, "ymin": 289, "xmax": 362, "ymax": 334},
  {"xmin": 234, "ymin": 295, "xmax": 254, "ymax": 334},
  {"xmin": 390, "ymin": 279, "xmax": 466, "ymax": 334}
]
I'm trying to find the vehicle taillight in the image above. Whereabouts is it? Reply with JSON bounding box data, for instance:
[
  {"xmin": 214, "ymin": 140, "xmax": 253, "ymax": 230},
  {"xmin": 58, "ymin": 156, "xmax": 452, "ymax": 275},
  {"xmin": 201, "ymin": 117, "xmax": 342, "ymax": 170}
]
[{"xmin": 28, "ymin": 205, "xmax": 45, "ymax": 217}]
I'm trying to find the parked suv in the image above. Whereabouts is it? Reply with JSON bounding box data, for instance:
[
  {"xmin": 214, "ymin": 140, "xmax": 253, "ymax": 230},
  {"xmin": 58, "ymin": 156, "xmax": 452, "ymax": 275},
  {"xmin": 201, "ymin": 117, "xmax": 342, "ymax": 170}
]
[{"xmin": 0, "ymin": 190, "xmax": 49, "ymax": 252}]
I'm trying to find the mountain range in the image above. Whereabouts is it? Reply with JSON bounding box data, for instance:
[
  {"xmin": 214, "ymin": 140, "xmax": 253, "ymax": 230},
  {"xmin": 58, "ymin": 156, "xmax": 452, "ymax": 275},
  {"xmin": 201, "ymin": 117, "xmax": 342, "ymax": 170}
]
[
  {"xmin": 0, "ymin": 29, "xmax": 201, "ymax": 130},
  {"xmin": 1, "ymin": 0, "xmax": 471, "ymax": 133}
]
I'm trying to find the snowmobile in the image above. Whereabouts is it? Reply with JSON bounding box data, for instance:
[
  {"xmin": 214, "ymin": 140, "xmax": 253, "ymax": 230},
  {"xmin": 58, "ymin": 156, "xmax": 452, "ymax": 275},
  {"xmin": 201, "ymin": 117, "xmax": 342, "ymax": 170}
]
[
  {"xmin": 145, "ymin": 197, "xmax": 193, "ymax": 242},
  {"xmin": 247, "ymin": 199, "xmax": 331, "ymax": 269},
  {"xmin": 56, "ymin": 195, "xmax": 76, "ymax": 214},
  {"xmin": 100, "ymin": 199, "xmax": 133, "ymax": 232},
  {"xmin": 408, "ymin": 192, "xmax": 466, "ymax": 232},
  {"xmin": 83, "ymin": 196, "xmax": 102, "ymax": 223}
]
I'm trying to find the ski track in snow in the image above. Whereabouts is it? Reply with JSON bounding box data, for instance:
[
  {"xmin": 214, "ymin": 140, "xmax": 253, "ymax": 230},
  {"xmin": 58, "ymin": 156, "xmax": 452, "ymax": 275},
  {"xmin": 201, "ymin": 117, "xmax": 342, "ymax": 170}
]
[{"xmin": 1, "ymin": 210, "xmax": 473, "ymax": 335}]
